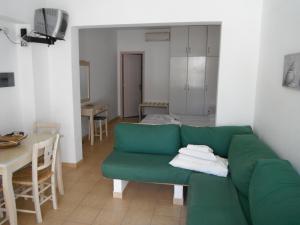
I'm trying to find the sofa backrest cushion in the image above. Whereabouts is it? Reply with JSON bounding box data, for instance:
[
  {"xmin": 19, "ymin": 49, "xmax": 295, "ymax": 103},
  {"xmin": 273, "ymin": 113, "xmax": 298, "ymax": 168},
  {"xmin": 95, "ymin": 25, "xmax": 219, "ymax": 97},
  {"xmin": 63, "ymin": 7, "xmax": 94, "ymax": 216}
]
[
  {"xmin": 114, "ymin": 123, "xmax": 181, "ymax": 155},
  {"xmin": 249, "ymin": 159, "xmax": 300, "ymax": 225},
  {"xmin": 180, "ymin": 125, "xmax": 253, "ymax": 157},
  {"xmin": 228, "ymin": 134, "xmax": 277, "ymax": 197}
]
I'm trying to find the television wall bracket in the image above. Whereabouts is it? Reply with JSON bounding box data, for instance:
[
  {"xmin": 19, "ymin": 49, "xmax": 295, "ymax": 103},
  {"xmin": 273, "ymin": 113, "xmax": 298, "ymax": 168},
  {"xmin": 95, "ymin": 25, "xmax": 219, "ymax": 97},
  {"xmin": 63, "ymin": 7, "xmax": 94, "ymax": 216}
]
[{"xmin": 21, "ymin": 28, "xmax": 56, "ymax": 46}]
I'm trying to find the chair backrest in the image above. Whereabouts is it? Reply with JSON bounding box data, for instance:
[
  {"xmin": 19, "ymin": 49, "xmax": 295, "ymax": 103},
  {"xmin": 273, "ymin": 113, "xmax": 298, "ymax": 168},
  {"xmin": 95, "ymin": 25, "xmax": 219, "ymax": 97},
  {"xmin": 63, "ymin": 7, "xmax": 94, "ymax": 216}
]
[
  {"xmin": 32, "ymin": 134, "xmax": 60, "ymax": 177},
  {"xmin": 32, "ymin": 122, "xmax": 60, "ymax": 135}
]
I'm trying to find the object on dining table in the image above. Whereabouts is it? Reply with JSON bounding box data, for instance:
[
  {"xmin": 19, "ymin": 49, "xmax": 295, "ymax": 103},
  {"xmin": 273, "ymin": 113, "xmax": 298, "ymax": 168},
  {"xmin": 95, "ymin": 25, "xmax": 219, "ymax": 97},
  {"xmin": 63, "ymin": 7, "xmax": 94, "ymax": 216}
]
[{"xmin": 0, "ymin": 131, "xmax": 27, "ymax": 149}]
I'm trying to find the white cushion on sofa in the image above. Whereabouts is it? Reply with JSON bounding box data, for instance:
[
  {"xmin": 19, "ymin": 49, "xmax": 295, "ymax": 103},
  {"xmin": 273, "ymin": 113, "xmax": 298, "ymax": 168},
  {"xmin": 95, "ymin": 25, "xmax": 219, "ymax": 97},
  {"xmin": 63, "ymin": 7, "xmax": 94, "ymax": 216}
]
[
  {"xmin": 186, "ymin": 144, "xmax": 213, "ymax": 153},
  {"xmin": 179, "ymin": 147, "xmax": 216, "ymax": 161},
  {"xmin": 169, "ymin": 153, "xmax": 228, "ymax": 177}
]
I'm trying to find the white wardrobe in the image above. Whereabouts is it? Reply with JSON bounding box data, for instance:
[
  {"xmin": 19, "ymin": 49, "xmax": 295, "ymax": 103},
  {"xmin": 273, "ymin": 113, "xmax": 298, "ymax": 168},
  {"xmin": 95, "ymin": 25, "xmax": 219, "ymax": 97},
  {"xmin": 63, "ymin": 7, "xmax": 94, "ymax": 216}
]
[{"xmin": 169, "ymin": 25, "xmax": 220, "ymax": 116}]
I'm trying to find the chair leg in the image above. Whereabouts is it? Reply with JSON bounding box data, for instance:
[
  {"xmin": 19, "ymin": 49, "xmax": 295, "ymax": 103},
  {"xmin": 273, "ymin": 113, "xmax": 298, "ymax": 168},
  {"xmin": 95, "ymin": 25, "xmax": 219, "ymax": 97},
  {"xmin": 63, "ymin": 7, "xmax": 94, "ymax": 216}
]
[
  {"xmin": 0, "ymin": 208, "xmax": 3, "ymax": 218},
  {"xmin": 88, "ymin": 123, "xmax": 91, "ymax": 140},
  {"xmin": 105, "ymin": 119, "xmax": 108, "ymax": 137},
  {"xmin": 32, "ymin": 183, "xmax": 43, "ymax": 223},
  {"xmin": 51, "ymin": 175, "xmax": 58, "ymax": 210},
  {"xmin": 99, "ymin": 120, "xmax": 103, "ymax": 141}
]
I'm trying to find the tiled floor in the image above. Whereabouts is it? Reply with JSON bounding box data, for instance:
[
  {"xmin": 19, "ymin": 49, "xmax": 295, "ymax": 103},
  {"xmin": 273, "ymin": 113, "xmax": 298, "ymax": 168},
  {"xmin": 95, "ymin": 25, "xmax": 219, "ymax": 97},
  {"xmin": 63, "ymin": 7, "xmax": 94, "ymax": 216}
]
[{"xmin": 7, "ymin": 119, "xmax": 186, "ymax": 225}]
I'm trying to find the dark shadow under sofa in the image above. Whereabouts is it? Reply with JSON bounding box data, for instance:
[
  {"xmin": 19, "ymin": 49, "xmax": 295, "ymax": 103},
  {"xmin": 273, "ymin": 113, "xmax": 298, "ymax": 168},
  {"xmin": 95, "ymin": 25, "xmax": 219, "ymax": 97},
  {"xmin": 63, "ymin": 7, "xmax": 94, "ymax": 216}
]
[{"xmin": 102, "ymin": 123, "xmax": 300, "ymax": 225}]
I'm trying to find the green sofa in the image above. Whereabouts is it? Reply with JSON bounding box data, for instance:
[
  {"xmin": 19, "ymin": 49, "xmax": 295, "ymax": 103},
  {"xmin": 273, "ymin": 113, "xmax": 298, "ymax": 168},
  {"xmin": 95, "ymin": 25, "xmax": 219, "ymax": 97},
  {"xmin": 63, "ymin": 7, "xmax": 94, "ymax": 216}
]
[{"xmin": 102, "ymin": 123, "xmax": 300, "ymax": 225}]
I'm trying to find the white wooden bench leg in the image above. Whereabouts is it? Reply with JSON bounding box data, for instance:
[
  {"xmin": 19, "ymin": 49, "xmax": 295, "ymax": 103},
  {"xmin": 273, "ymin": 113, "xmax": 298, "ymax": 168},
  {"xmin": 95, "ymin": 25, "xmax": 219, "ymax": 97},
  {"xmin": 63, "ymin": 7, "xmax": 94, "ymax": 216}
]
[
  {"xmin": 173, "ymin": 185, "xmax": 184, "ymax": 205},
  {"xmin": 113, "ymin": 179, "xmax": 128, "ymax": 199}
]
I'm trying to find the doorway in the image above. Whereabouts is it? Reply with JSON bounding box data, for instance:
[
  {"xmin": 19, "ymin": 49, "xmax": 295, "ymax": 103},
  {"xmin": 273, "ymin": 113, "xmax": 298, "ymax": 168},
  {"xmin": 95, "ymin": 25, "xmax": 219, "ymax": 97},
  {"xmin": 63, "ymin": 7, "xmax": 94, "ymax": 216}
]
[{"xmin": 121, "ymin": 52, "xmax": 143, "ymax": 118}]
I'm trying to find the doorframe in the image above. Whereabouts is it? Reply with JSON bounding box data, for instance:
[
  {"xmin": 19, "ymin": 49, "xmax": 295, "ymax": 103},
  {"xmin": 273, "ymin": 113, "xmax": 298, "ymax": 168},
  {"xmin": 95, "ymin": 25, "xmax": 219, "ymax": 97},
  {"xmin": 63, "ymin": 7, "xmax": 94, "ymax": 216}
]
[{"xmin": 120, "ymin": 51, "xmax": 145, "ymax": 118}]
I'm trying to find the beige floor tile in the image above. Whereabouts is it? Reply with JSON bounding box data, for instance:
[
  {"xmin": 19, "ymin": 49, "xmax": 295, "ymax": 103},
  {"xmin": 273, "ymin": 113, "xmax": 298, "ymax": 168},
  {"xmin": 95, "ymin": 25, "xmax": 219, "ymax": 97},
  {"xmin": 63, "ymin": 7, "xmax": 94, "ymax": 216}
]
[
  {"xmin": 121, "ymin": 209, "xmax": 153, "ymax": 225},
  {"xmin": 68, "ymin": 205, "xmax": 101, "ymax": 224},
  {"xmin": 150, "ymin": 215, "xmax": 180, "ymax": 225},
  {"xmin": 103, "ymin": 198, "xmax": 131, "ymax": 212},
  {"xmin": 154, "ymin": 201, "xmax": 182, "ymax": 218},
  {"xmin": 129, "ymin": 197, "xmax": 156, "ymax": 212},
  {"xmin": 80, "ymin": 192, "xmax": 110, "ymax": 208},
  {"xmin": 93, "ymin": 209, "xmax": 127, "ymax": 225},
  {"xmin": 63, "ymin": 221, "xmax": 91, "ymax": 225}
]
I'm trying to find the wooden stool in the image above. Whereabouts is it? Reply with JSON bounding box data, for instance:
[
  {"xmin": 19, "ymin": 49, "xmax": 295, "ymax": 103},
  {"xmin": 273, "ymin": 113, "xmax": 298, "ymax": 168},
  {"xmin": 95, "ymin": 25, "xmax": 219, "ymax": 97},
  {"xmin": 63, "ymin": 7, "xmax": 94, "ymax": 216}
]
[{"xmin": 94, "ymin": 115, "xmax": 108, "ymax": 141}]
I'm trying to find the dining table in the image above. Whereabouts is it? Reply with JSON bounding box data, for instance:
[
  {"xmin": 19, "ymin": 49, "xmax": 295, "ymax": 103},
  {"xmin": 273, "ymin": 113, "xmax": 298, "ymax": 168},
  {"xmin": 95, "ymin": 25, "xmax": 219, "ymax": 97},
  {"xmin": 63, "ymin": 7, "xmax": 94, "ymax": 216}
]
[{"xmin": 0, "ymin": 133, "xmax": 64, "ymax": 225}]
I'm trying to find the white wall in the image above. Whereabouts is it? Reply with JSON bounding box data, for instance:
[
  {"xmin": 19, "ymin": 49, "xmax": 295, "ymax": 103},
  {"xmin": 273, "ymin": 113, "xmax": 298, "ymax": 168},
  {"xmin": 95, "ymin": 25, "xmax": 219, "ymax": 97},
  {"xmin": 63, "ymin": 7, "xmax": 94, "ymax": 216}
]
[
  {"xmin": 0, "ymin": 21, "xmax": 22, "ymax": 134},
  {"xmin": 117, "ymin": 29, "xmax": 170, "ymax": 115},
  {"xmin": 254, "ymin": 0, "xmax": 300, "ymax": 172},
  {"xmin": 44, "ymin": 0, "xmax": 263, "ymax": 163},
  {"xmin": 0, "ymin": 20, "xmax": 38, "ymax": 135},
  {"xmin": 79, "ymin": 29, "xmax": 118, "ymax": 136},
  {"xmin": 0, "ymin": 0, "xmax": 51, "ymax": 135}
]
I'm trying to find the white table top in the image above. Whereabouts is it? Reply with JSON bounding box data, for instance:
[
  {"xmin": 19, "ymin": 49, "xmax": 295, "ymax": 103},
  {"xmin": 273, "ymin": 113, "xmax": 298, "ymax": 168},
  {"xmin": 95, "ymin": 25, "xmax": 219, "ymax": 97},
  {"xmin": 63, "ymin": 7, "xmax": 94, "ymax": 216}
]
[{"xmin": 0, "ymin": 133, "xmax": 53, "ymax": 170}]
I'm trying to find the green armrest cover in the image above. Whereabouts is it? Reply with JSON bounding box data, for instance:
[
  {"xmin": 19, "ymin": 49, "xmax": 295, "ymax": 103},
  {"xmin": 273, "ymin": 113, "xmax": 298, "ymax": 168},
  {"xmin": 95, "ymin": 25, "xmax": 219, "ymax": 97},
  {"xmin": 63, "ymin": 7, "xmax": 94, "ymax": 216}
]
[
  {"xmin": 114, "ymin": 123, "xmax": 181, "ymax": 155},
  {"xmin": 102, "ymin": 151, "xmax": 192, "ymax": 185},
  {"xmin": 181, "ymin": 125, "xmax": 253, "ymax": 157},
  {"xmin": 187, "ymin": 173, "xmax": 248, "ymax": 225},
  {"xmin": 228, "ymin": 134, "xmax": 277, "ymax": 197},
  {"xmin": 249, "ymin": 159, "xmax": 300, "ymax": 225}
]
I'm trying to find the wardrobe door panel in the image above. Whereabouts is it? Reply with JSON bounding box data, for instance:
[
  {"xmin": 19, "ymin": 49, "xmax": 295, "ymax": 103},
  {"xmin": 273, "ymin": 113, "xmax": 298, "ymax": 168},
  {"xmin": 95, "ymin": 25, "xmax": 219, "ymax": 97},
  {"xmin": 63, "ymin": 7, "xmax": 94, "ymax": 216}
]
[
  {"xmin": 207, "ymin": 25, "xmax": 221, "ymax": 57},
  {"xmin": 205, "ymin": 57, "xmax": 219, "ymax": 114},
  {"xmin": 169, "ymin": 57, "xmax": 188, "ymax": 114},
  {"xmin": 170, "ymin": 27, "xmax": 188, "ymax": 57},
  {"xmin": 186, "ymin": 57, "xmax": 206, "ymax": 115},
  {"xmin": 189, "ymin": 26, "xmax": 207, "ymax": 57}
]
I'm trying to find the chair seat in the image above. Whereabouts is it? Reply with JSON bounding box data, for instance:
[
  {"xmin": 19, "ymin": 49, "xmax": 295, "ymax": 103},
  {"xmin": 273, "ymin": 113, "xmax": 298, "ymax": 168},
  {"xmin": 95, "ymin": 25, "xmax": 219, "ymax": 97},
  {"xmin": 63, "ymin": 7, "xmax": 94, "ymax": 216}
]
[
  {"xmin": 94, "ymin": 116, "xmax": 106, "ymax": 121},
  {"xmin": 13, "ymin": 166, "xmax": 52, "ymax": 186}
]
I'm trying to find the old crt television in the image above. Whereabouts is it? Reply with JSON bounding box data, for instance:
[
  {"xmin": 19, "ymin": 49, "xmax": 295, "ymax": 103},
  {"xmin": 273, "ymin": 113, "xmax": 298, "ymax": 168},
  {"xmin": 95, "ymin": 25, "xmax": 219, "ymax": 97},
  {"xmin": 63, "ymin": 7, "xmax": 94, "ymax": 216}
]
[{"xmin": 34, "ymin": 8, "xmax": 68, "ymax": 40}]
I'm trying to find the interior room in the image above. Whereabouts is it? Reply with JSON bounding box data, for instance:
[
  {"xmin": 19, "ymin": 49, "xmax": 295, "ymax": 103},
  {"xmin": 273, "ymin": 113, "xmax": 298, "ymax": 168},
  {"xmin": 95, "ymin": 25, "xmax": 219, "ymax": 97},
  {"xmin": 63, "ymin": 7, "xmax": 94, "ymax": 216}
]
[
  {"xmin": 0, "ymin": 0, "xmax": 300, "ymax": 225},
  {"xmin": 79, "ymin": 25, "xmax": 220, "ymax": 145}
]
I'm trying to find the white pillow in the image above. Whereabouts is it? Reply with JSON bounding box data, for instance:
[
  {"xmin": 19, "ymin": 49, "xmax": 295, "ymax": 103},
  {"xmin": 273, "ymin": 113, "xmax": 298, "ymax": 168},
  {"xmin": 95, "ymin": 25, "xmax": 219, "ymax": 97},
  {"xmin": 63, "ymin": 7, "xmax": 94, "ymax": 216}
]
[
  {"xmin": 187, "ymin": 144, "xmax": 213, "ymax": 153},
  {"xmin": 179, "ymin": 147, "xmax": 216, "ymax": 161},
  {"xmin": 169, "ymin": 153, "xmax": 228, "ymax": 177}
]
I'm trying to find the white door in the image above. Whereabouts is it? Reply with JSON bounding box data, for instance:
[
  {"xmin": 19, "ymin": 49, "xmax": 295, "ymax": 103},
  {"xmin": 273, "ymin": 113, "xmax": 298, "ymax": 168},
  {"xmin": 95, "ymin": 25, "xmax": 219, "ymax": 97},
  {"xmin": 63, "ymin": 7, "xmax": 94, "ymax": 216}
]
[
  {"xmin": 186, "ymin": 57, "xmax": 206, "ymax": 115},
  {"xmin": 207, "ymin": 26, "xmax": 221, "ymax": 57},
  {"xmin": 189, "ymin": 26, "xmax": 207, "ymax": 57},
  {"xmin": 205, "ymin": 57, "xmax": 219, "ymax": 114},
  {"xmin": 170, "ymin": 27, "xmax": 188, "ymax": 57},
  {"xmin": 123, "ymin": 54, "xmax": 142, "ymax": 117},
  {"xmin": 169, "ymin": 57, "xmax": 188, "ymax": 114}
]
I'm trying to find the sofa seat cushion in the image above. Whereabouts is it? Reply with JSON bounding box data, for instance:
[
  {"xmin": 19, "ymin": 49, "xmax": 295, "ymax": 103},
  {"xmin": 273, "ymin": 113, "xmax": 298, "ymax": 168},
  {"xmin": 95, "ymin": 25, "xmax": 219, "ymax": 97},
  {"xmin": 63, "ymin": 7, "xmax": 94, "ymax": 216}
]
[
  {"xmin": 102, "ymin": 151, "xmax": 192, "ymax": 185},
  {"xmin": 114, "ymin": 123, "xmax": 181, "ymax": 155},
  {"xmin": 228, "ymin": 134, "xmax": 277, "ymax": 197},
  {"xmin": 181, "ymin": 125, "xmax": 253, "ymax": 157},
  {"xmin": 187, "ymin": 173, "xmax": 248, "ymax": 225},
  {"xmin": 249, "ymin": 159, "xmax": 300, "ymax": 225}
]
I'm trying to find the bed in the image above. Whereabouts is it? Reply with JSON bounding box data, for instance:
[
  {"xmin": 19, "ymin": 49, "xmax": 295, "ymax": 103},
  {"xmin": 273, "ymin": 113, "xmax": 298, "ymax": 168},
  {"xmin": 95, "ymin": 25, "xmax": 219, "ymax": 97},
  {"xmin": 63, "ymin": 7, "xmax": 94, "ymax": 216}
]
[{"xmin": 140, "ymin": 114, "xmax": 215, "ymax": 127}]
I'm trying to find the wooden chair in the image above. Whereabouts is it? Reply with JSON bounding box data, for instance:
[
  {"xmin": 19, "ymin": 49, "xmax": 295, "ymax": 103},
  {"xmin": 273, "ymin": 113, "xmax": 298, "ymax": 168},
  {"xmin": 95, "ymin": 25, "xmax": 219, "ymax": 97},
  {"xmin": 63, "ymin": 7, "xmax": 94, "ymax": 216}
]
[
  {"xmin": 12, "ymin": 134, "xmax": 60, "ymax": 223},
  {"xmin": 0, "ymin": 179, "xmax": 8, "ymax": 225},
  {"xmin": 32, "ymin": 122, "xmax": 64, "ymax": 195}
]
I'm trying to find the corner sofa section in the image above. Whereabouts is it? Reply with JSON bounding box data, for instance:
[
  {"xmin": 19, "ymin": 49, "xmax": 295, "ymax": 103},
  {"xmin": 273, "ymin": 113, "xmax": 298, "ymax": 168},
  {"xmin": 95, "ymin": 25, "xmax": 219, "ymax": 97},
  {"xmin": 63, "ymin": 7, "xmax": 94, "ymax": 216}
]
[
  {"xmin": 102, "ymin": 123, "xmax": 300, "ymax": 225},
  {"xmin": 102, "ymin": 123, "xmax": 252, "ymax": 204}
]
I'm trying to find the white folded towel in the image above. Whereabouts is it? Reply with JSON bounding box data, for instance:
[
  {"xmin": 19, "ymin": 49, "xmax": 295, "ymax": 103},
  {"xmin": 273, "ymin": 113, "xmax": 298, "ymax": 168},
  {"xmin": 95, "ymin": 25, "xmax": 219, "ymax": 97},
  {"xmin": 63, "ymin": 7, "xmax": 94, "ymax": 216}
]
[
  {"xmin": 179, "ymin": 147, "xmax": 216, "ymax": 161},
  {"xmin": 169, "ymin": 153, "xmax": 228, "ymax": 177},
  {"xmin": 187, "ymin": 144, "xmax": 213, "ymax": 153}
]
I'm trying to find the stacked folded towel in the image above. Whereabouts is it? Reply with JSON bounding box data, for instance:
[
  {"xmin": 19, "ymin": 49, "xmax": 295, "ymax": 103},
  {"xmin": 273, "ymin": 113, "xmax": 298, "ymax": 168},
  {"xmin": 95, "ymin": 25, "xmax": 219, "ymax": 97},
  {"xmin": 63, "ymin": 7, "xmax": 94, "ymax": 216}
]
[{"xmin": 169, "ymin": 144, "xmax": 228, "ymax": 177}]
